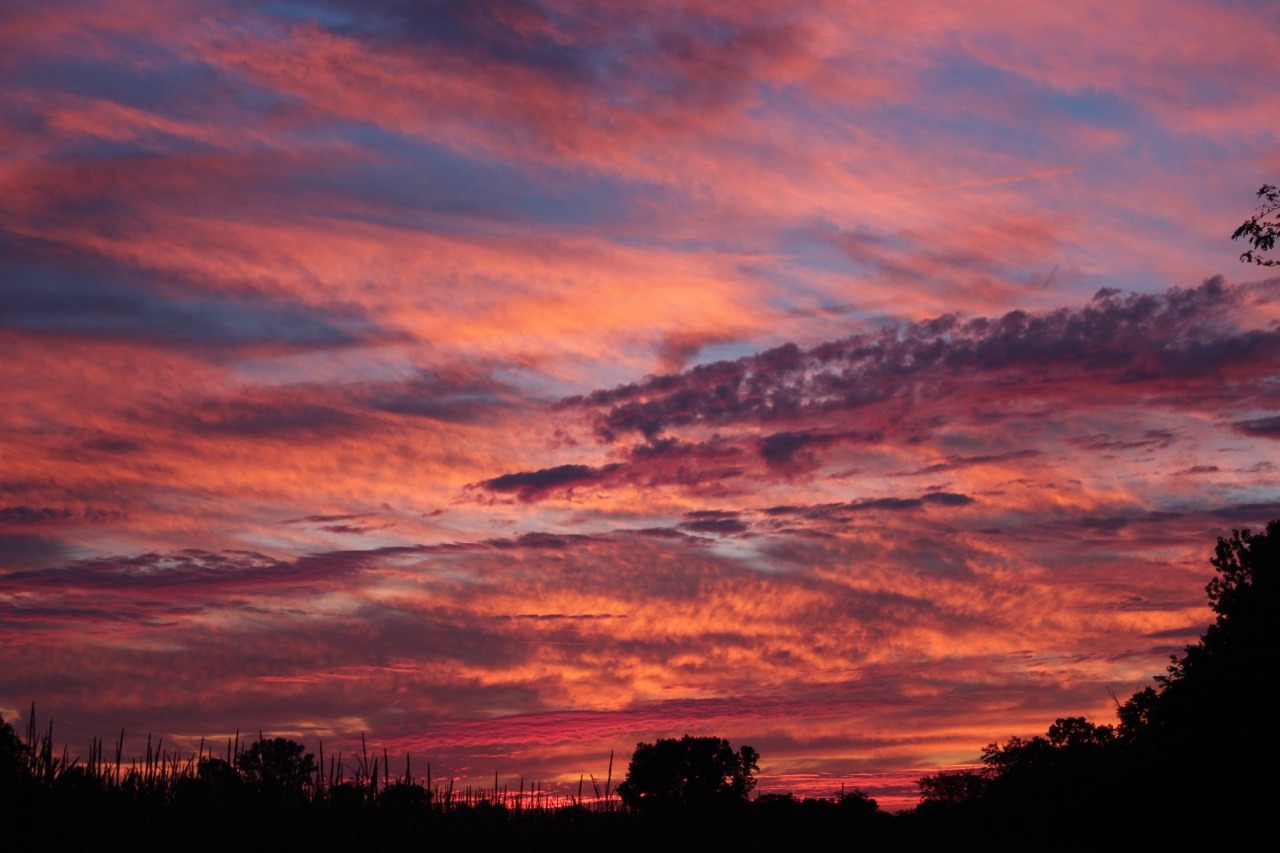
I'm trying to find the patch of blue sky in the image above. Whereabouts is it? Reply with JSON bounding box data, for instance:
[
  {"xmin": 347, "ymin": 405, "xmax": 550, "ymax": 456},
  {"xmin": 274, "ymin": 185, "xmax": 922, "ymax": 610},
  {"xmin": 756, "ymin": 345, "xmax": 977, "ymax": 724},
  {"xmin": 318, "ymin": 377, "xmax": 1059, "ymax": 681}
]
[
  {"xmin": 1213, "ymin": 482, "xmax": 1280, "ymax": 516},
  {"xmin": 259, "ymin": 0, "xmax": 367, "ymax": 30},
  {"xmin": 907, "ymin": 53, "xmax": 1141, "ymax": 159},
  {"xmin": 229, "ymin": 344, "xmax": 419, "ymax": 388},
  {"xmin": 273, "ymin": 0, "xmax": 600, "ymax": 83},
  {"xmin": 11, "ymin": 56, "xmax": 306, "ymax": 163},
  {"xmin": 705, "ymin": 536, "xmax": 787, "ymax": 573},
  {"xmin": 1038, "ymin": 86, "xmax": 1133, "ymax": 128},
  {"xmin": 738, "ymin": 230, "xmax": 907, "ymax": 319},
  {"xmin": 743, "ymin": 79, "xmax": 857, "ymax": 131},
  {"xmin": 690, "ymin": 340, "xmax": 768, "ymax": 368},
  {"xmin": 1, "ymin": 260, "xmax": 366, "ymax": 348},
  {"xmin": 303, "ymin": 132, "xmax": 635, "ymax": 231},
  {"xmin": 489, "ymin": 363, "xmax": 591, "ymax": 403},
  {"xmin": 776, "ymin": 224, "xmax": 893, "ymax": 277},
  {"xmin": 14, "ymin": 51, "xmax": 219, "ymax": 112}
]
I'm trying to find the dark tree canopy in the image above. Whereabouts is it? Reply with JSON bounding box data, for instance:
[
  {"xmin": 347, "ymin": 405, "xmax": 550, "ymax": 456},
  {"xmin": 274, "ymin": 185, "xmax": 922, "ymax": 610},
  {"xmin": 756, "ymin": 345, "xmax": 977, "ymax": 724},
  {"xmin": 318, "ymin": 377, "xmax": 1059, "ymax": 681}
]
[
  {"xmin": 236, "ymin": 736, "xmax": 317, "ymax": 796},
  {"xmin": 1125, "ymin": 520, "xmax": 1275, "ymax": 750},
  {"xmin": 1232, "ymin": 183, "xmax": 1280, "ymax": 266},
  {"xmin": 1168, "ymin": 521, "xmax": 1273, "ymax": 676},
  {"xmin": 0, "ymin": 716, "xmax": 27, "ymax": 788},
  {"xmin": 917, "ymin": 519, "xmax": 1277, "ymax": 839},
  {"xmin": 616, "ymin": 735, "xmax": 759, "ymax": 812},
  {"xmin": 916, "ymin": 769, "xmax": 989, "ymax": 807}
]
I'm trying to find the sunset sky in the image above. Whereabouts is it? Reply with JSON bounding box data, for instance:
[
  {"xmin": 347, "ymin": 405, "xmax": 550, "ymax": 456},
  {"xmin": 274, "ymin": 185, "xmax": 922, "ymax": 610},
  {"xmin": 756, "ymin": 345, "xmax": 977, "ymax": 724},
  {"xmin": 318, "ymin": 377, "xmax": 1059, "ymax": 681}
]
[{"xmin": 2, "ymin": 0, "xmax": 1279, "ymax": 808}]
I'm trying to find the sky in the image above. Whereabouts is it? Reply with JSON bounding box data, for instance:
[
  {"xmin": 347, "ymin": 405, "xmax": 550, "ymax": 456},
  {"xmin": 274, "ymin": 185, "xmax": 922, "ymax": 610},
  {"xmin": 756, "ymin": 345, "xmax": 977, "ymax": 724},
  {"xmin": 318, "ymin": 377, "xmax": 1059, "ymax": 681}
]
[{"xmin": 2, "ymin": 0, "xmax": 1279, "ymax": 809}]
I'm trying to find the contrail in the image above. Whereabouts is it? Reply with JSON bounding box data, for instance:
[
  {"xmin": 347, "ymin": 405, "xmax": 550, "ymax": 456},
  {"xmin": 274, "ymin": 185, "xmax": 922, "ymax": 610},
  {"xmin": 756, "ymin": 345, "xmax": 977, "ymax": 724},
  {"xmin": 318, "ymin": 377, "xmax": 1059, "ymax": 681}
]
[{"xmin": 1040, "ymin": 261, "xmax": 1059, "ymax": 291}]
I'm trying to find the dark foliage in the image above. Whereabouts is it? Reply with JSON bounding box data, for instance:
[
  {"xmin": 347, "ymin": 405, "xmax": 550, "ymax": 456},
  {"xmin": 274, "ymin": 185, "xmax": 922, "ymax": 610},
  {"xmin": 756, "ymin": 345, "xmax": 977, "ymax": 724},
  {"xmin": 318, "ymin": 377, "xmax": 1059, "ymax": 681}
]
[
  {"xmin": 1232, "ymin": 183, "xmax": 1280, "ymax": 266},
  {"xmin": 0, "ymin": 716, "xmax": 26, "ymax": 779},
  {"xmin": 615, "ymin": 735, "xmax": 758, "ymax": 813},
  {"xmin": 237, "ymin": 736, "xmax": 316, "ymax": 798},
  {"xmin": 915, "ymin": 769, "xmax": 990, "ymax": 809},
  {"xmin": 0, "ymin": 713, "xmax": 896, "ymax": 852},
  {"xmin": 916, "ymin": 520, "xmax": 1276, "ymax": 846}
]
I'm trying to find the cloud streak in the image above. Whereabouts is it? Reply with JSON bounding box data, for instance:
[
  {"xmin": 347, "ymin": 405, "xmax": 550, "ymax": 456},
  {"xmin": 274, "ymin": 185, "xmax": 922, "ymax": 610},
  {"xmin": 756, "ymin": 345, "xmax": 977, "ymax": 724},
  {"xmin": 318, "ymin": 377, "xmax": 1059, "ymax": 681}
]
[{"xmin": 566, "ymin": 279, "xmax": 1276, "ymax": 442}]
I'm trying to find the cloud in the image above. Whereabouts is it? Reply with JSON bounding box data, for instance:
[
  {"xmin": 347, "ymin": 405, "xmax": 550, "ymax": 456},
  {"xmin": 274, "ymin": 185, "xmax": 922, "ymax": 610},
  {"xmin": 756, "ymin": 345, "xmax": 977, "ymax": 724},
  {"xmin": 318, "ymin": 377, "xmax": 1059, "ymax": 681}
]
[
  {"xmin": 475, "ymin": 280, "xmax": 1279, "ymax": 507},
  {"xmin": 679, "ymin": 510, "xmax": 750, "ymax": 535},
  {"xmin": 176, "ymin": 399, "xmax": 362, "ymax": 440},
  {"xmin": 151, "ymin": 367, "xmax": 526, "ymax": 445},
  {"xmin": 280, "ymin": 512, "xmax": 380, "ymax": 526},
  {"xmin": 0, "ymin": 505, "xmax": 123, "ymax": 526},
  {"xmin": 227, "ymin": 0, "xmax": 816, "ymax": 167},
  {"xmin": 484, "ymin": 531, "xmax": 605, "ymax": 550},
  {"xmin": 0, "ymin": 547, "xmax": 371, "ymax": 593},
  {"xmin": 318, "ymin": 524, "xmax": 386, "ymax": 535},
  {"xmin": 1068, "ymin": 430, "xmax": 1177, "ymax": 452},
  {"xmin": 366, "ymin": 369, "xmax": 520, "ymax": 424},
  {"xmin": 0, "ymin": 257, "xmax": 376, "ymax": 351},
  {"xmin": 477, "ymin": 463, "xmax": 621, "ymax": 502},
  {"xmin": 0, "ymin": 534, "xmax": 72, "ymax": 571},
  {"xmin": 656, "ymin": 330, "xmax": 740, "ymax": 373},
  {"xmin": 906, "ymin": 450, "xmax": 1042, "ymax": 475},
  {"xmin": 0, "ymin": 506, "xmax": 1253, "ymax": 805},
  {"xmin": 763, "ymin": 492, "xmax": 975, "ymax": 523},
  {"xmin": 0, "ymin": 506, "xmax": 74, "ymax": 525},
  {"xmin": 565, "ymin": 280, "xmax": 1278, "ymax": 443},
  {"xmin": 471, "ymin": 436, "xmax": 761, "ymax": 503},
  {"xmin": 759, "ymin": 429, "xmax": 882, "ymax": 471},
  {"xmin": 1233, "ymin": 415, "xmax": 1280, "ymax": 438}
]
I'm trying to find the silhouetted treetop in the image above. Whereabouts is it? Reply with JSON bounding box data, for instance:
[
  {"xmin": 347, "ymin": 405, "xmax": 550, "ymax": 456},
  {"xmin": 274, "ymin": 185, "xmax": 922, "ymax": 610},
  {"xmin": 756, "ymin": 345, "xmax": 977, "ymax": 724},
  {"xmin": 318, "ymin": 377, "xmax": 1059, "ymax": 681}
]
[
  {"xmin": 1164, "ymin": 522, "xmax": 1273, "ymax": 680},
  {"xmin": 616, "ymin": 735, "xmax": 758, "ymax": 812},
  {"xmin": 1133, "ymin": 520, "xmax": 1275, "ymax": 743},
  {"xmin": 918, "ymin": 519, "xmax": 1277, "ymax": 839},
  {"xmin": 916, "ymin": 769, "xmax": 990, "ymax": 808},
  {"xmin": 0, "ymin": 716, "xmax": 27, "ymax": 787},
  {"xmin": 1206, "ymin": 521, "xmax": 1273, "ymax": 632},
  {"xmin": 237, "ymin": 736, "xmax": 316, "ymax": 796}
]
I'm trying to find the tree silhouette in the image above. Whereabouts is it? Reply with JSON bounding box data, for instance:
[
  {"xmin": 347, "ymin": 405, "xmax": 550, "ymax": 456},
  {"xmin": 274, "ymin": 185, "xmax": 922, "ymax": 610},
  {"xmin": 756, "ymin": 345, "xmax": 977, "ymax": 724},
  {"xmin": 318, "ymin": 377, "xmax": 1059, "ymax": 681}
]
[
  {"xmin": 1117, "ymin": 521, "xmax": 1274, "ymax": 790},
  {"xmin": 236, "ymin": 736, "xmax": 317, "ymax": 798},
  {"xmin": 0, "ymin": 715, "xmax": 29, "ymax": 795},
  {"xmin": 616, "ymin": 735, "xmax": 758, "ymax": 812},
  {"xmin": 1232, "ymin": 183, "xmax": 1280, "ymax": 266},
  {"xmin": 916, "ymin": 769, "xmax": 990, "ymax": 808},
  {"xmin": 916, "ymin": 520, "xmax": 1276, "ymax": 841}
]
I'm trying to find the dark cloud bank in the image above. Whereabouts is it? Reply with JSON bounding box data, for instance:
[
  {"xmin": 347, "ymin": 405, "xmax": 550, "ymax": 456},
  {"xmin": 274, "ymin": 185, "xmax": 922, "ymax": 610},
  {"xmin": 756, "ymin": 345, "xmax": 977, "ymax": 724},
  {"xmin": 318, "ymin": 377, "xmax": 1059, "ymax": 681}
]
[
  {"xmin": 565, "ymin": 278, "xmax": 1276, "ymax": 439},
  {"xmin": 477, "ymin": 279, "xmax": 1280, "ymax": 501}
]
